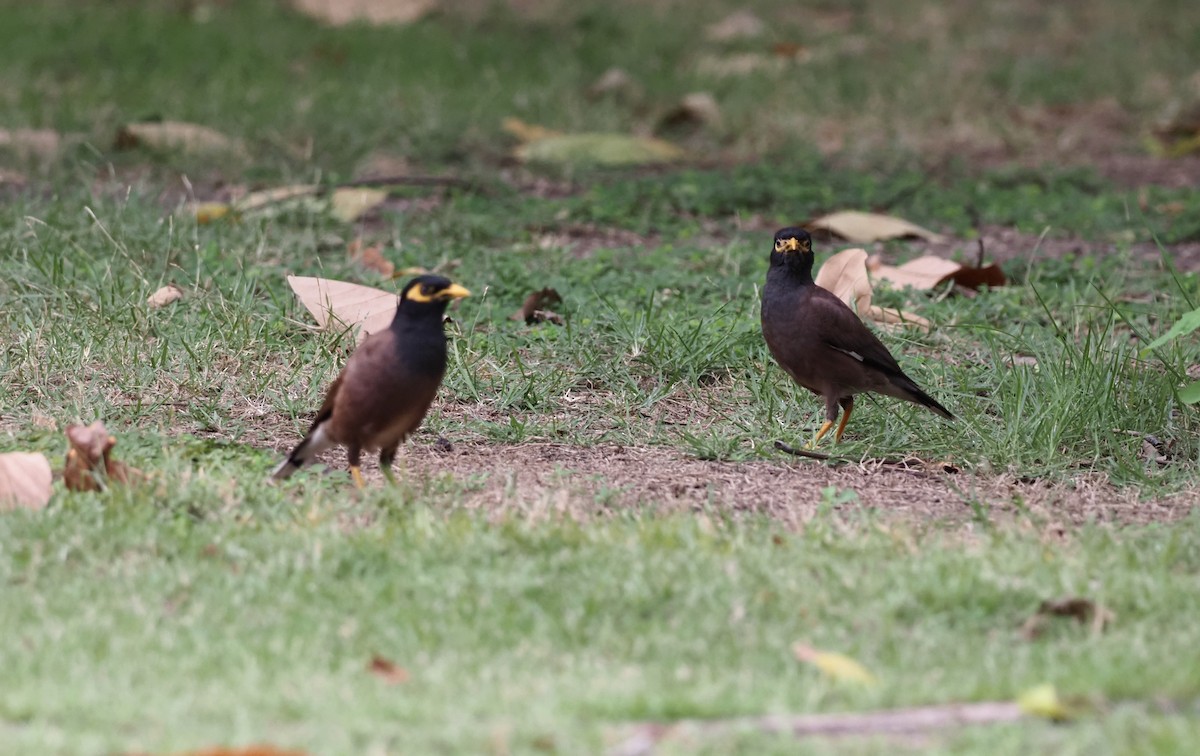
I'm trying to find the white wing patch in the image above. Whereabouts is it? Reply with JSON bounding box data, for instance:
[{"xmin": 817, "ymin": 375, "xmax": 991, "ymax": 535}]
[{"xmin": 830, "ymin": 345, "xmax": 865, "ymax": 362}]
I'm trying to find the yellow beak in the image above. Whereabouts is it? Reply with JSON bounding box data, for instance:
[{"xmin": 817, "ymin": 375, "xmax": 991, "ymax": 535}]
[
  {"xmin": 442, "ymin": 283, "xmax": 471, "ymax": 299},
  {"xmin": 782, "ymin": 237, "xmax": 801, "ymax": 252}
]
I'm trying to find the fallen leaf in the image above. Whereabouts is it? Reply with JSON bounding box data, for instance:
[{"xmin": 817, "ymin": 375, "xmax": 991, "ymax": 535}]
[
  {"xmin": 0, "ymin": 453, "xmax": 53, "ymax": 512},
  {"xmin": 705, "ymin": 10, "xmax": 765, "ymax": 41},
  {"xmin": 0, "ymin": 127, "xmax": 62, "ymax": 159},
  {"xmin": 115, "ymin": 120, "xmax": 239, "ymax": 154},
  {"xmin": 792, "ymin": 642, "xmax": 877, "ymax": 686},
  {"xmin": 1020, "ymin": 596, "xmax": 1115, "ymax": 640},
  {"xmin": 502, "ymin": 117, "xmax": 563, "ymax": 144},
  {"xmin": 368, "ymin": 654, "xmax": 409, "ymax": 684},
  {"xmin": 510, "ymin": 287, "xmax": 564, "ymax": 325},
  {"xmin": 63, "ymin": 421, "xmax": 136, "ymax": 492},
  {"xmin": 330, "ymin": 187, "xmax": 388, "ymax": 223},
  {"xmin": 808, "ymin": 210, "xmax": 945, "ymax": 243},
  {"xmin": 586, "ymin": 67, "xmax": 642, "ymax": 101},
  {"xmin": 813, "ymin": 248, "xmax": 931, "ymax": 330},
  {"xmin": 287, "ymin": 275, "xmax": 399, "ymax": 343},
  {"xmin": 657, "ymin": 92, "xmax": 723, "ymax": 133},
  {"xmin": 147, "ymin": 283, "xmax": 184, "ymax": 308},
  {"xmin": 868, "ymin": 254, "xmax": 1006, "ymax": 292},
  {"xmin": 814, "ymin": 247, "xmax": 872, "ymax": 314},
  {"xmin": 238, "ymin": 184, "xmax": 320, "ymax": 212},
  {"xmin": 347, "ymin": 240, "xmax": 395, "ymax": 277},
  {"xmin": 290, "ymin": 0, "xmax": 434, "ymax": 26},
  {"xmin": 515, "ymin": 133, "xmax": 684, "ymax": 166},
  {"xmin": 1016, "ymin": 683, "xmax": 1073, "ymax": 721},
  {"xmin": 195, "ymin": 202, "xmax": 233, "ymax": 224}
]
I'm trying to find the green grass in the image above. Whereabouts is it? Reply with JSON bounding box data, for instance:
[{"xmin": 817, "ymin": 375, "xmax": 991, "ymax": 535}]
[
  {"xmin": 3, "ymin": 500, "xmax": 1200, "ymax": 753},
  {"xmin": 3, "ymin": 1, "xmax": 1200, "ymax": 753}
]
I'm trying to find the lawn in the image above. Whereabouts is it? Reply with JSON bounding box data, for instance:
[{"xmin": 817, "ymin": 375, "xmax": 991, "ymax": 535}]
[{"xmin": 2, "ymin": 1, "xmax": 1200, "ymax": 753}]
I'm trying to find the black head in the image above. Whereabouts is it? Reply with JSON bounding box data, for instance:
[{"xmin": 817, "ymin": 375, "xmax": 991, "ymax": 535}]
[
  {"xmin": 769, "ymin": 227, "xmax": 815, "ymax": 280},
  {"xmin": 396, "ymin": 275, "xmax": 471, "ymax": 321}
]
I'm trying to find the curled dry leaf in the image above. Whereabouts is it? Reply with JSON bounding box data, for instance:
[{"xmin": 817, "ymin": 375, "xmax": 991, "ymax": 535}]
[
  {"xmin": 792, "ymin": 642, "xmax": 877, "ymax": 686},
  {"xmin": 147, "ymin": 283, "xmax": 184, "ymax": 308},
  {"xmin": 808, "ymin": 210, "xmax": 945, "ymax": 243},
  {"xmin": 347, "ymin": 240, "xmax": 395, "ymax": 277},
  {"xmin": 115, "ymin": 121, "xmax": 239, "ymax": 154},
  {"xmin": 63, "ymin": 421, "xmax": 137, "ymax": 492},
  {"xmin": 287, "ymin": 275, "xmax": 398, "ymax": 343},
  {"xmin": 868, "ymin": 254, "xmax": 1006, "ymax": 292},
  {"xmin": 814, "ymin": 248, "xmax": 931, "ymax": 331},
  {"xmin": 0, "ymin": 452, "xmax": 53, "ymax": 512},
  {"xmin": 511, "ymin": 288, "xmax": 564, "ymax": 325},
  {"xmin": 814, "ymin": 247, "xmax": 872, "ymax": 314},
  {"xmin": 368, "ymin": 654, "xmax": 410, "ymax": 685}
]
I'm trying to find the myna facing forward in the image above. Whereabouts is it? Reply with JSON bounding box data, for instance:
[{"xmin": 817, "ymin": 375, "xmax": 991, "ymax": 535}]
[
  {"xmin": 272, "ymin": 274, "xmax": 470, "ymax": 487},
  {"xmin": 760, "ymin": 227, "xmax": 952, "ymax": 446}
]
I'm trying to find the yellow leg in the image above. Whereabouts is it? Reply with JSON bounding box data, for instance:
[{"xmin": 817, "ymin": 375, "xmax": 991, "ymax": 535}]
[
  {"xmin": 834, "ymin": 403, "xmax": 854, "ymax": 443},
  {"xmin": 807, "ymin": 420, "xmax": 835, "ymax": 449},
  {"xmin": 350, "ymin": 465, "xmax": 366, "ymax": 489}
]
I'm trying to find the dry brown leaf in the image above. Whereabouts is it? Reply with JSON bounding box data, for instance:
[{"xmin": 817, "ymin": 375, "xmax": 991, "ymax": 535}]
[
  {"xmin": 0, "ymin": 452, "xmax": 53, "ymax": 512},
  {"xmin": 869, "ymin": 254, "xmax": 1005, "ymax": 291},
  {"xmin": 511, "ymin": 287, "xmax": 564, "ymax": 325},
  {"xmin": 705, "ymin": 10, "xmax": 765, "ymax": 41},
  {"xmin": 0, "ymin": 127, "xmax": 63, "ymax": 159},
  {"xmin": 238, "ymin": 184, "xmax": 319, "ymax": 212},
  {"xmin": 808, "ymin": 211, "xmax": 945, "ymax": 243},
  {"xmin": 347, "ymin": 240, "xmax": 395, "ymax": 277},
  {"xmin": 368, "ymin": 654, "xmax": 410, "ymax": 684},
  {"xmin": 147, "ymin": 283, "xmax": 184, "ymax": 308},
  {"xmin": 502, "ymin": 117, "xmax": 563, "ymax": 144},
  {"xmin": 63, "ymin": 421, "xmax": 137, "ymax": 492},
  {"xmin": 657, "ymin": 92, "xmax": 723, "ymax": 133},
  {"xmin": 115, "ymin": 121, "xmax": 239, "ymax": 154},
  {"xmin": 290, "ymin": 0, "xmax": 434, "ymax": 26},
  {"xmin": 330, "ymin": 187, "xmax": 388, "ymax": 223},
  {"xmin": 287, "ymin": 275, "xmax": 399, "ymax": 343},
  {"xmin": 813, "ymin": 249, "xmax": 930, "ymax": 330},
  {"xmin": 814, "ymin": 247, "xmax": 872, "ymax": 314}
]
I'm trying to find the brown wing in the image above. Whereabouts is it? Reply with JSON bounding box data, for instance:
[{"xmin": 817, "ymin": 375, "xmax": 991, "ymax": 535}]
[{"xmin": 806, "ymin": 288, "xmax": 906, "ymax": 377}]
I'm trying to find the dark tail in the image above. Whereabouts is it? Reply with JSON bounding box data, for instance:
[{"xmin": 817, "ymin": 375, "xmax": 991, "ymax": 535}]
[
  {"xmin": 893, "ymin": 376, "xmax": 955, "ymax": 421},
  {"xmin": 270, "ymin": 428, "xmax": 326, "ymax": 480}
]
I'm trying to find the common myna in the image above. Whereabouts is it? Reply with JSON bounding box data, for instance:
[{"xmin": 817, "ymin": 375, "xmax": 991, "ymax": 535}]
[
  {"xmin": 761, "ymin": 227, "xmax": 952, "ymax": 446},
  {"xmin": 272, "ymin": 274, "xmax": 470, "ymax": 487}
]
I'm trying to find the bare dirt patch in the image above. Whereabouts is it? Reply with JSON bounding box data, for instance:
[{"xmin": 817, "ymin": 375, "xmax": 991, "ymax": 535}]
[{"xmin": 331, "ymin": 440, "xmax": 1195, "ymax": 526}]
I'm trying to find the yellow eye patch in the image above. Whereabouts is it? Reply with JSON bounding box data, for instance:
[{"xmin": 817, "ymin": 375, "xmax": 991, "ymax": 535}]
[{"xmin": 404, "ymin": 282, "xmax": 472, "ymax": 303}]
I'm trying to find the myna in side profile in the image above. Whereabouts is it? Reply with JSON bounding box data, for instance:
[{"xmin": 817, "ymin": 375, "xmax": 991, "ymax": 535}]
[
  {"xmin": 272, "ymin": 274, "xmax": 470, "ymax": 487},
  {"xmin": 760, "ymin": 227, "xmax": 952, "ymax": 447}
]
